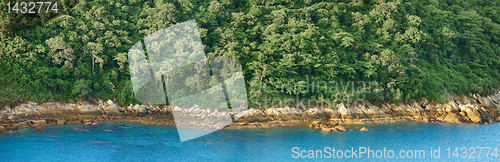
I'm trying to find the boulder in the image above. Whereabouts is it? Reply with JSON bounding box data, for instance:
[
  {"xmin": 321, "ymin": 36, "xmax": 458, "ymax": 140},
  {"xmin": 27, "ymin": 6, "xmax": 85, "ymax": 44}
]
[
  {"xmin": 0, "ymin": 126, "xmax": 6, "ymax": 132},
  {"xmin": 134, "ymin": 105, "xmax": 147, "ymax": 114},
  {"xmin": 335, "ymin": 125, "xmax": 347, "ymax": 132},
  {"xmin": 359, "ymin": 127, "xmax": 369, "ymax": 132},
  {"xmin": 103, "ymin": 103, "xmax": 121, "ymax": 115}
]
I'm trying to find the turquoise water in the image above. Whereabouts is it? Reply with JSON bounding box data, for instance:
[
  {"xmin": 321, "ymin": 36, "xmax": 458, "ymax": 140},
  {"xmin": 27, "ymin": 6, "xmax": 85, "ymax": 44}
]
[{"xmin": 0, "ymin": 122, "xmax": 499, "ymax": 161}]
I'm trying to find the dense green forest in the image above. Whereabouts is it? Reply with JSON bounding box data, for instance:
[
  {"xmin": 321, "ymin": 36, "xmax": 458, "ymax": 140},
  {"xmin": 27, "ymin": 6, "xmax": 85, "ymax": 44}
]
[{"xmin": 1, "ymin": 0, "xmax": 500, "ymax": 108}]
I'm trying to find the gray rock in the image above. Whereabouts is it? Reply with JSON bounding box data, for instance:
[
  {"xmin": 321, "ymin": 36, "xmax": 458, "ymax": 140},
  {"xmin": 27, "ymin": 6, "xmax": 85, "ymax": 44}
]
[
  {"xmin": 137, "ymin": 105, "xmax": 147, "ymax": 114},
  {"xmin": 103, "ymin": 104, "xmax": 121, "ymax": 115},
  {"xmin": 107, "ymin": 100, "xmax": 114, "ymax": 106},
  {"xmin": 306, "ymin": 108, "xmax": 323, "ymax": 117},
  {"xmin": 234, "ymin": 108, "xmax": 265, "ymax": 122}
]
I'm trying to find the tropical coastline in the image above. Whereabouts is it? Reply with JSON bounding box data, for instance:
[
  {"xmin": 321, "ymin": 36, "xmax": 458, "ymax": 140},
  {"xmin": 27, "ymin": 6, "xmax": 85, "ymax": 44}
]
[{"xmin": 1, "ymin": 91, "xmax": 499, "ymax": 133}]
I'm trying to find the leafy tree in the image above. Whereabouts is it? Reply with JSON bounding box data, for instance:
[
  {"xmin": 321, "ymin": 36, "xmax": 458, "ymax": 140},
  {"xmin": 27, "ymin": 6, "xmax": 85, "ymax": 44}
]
[{"xmin": 72, "ymin": 79, "xmax": 91, "ymax": 98}]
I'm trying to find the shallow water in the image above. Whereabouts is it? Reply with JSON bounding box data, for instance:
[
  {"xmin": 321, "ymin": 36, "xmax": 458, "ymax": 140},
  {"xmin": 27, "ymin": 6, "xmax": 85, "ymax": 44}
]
[{"xmin": 0, "ymin": 122, "xmax": 499, "ymax": 161}]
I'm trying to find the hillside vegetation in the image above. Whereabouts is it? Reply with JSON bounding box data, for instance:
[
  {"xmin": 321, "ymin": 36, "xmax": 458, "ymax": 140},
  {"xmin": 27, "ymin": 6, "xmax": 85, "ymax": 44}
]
[{"xmin": 1, "ymin": 0, "xmax": 500, "ymax": 108}]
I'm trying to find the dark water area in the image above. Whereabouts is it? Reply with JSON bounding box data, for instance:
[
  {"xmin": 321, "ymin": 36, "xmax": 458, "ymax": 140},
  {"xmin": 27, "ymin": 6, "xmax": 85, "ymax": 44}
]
[{"xmin": 0, "ymin": 122, "xmax": 499, "ymax": 161}]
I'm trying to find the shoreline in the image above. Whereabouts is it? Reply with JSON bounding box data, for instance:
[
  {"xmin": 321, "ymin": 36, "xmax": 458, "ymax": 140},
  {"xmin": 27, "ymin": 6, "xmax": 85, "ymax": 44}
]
[{"xmin": 1, "ymin": 92, "xmax": 500, "ymax": 133}]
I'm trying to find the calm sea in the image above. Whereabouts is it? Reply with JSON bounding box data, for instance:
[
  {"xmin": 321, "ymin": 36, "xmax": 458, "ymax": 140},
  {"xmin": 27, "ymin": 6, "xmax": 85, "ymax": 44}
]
[{"xmin": 1, "ymin": 122, "xmax": 499, "ymax": 161}]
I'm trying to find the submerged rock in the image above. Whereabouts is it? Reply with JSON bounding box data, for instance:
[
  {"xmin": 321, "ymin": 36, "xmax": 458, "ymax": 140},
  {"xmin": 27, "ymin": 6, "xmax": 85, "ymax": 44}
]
[
  {"xmin": 74, "ymin": 128, "xmax": 90, "ymax": 132},
  {"xmin": 360, "ymin": 127, "xmax": 368, "ymax": 132}
]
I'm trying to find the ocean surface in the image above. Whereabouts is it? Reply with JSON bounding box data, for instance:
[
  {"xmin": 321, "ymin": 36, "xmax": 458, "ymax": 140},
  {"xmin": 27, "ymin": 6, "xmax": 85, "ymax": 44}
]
[{"xmin": 0, "ymin": 121, "xmax": 499, "ymax": 161}]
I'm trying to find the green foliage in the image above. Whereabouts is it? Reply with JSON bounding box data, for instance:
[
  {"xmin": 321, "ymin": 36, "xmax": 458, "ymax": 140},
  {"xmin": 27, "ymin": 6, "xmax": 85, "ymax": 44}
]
[
  {"xmin": 72, "ymin": 79, "xmax": 91, "ymax": 98},
  {"xmin": 1, "ymin": 0, "xmax": 500, "ymax": 107}
]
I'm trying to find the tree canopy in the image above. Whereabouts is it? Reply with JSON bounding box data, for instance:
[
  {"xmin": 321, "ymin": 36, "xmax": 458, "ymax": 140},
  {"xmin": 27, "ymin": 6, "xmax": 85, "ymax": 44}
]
[{"xmin": 1, "ymin": 0, "xmax": 500, "ymax": 107}]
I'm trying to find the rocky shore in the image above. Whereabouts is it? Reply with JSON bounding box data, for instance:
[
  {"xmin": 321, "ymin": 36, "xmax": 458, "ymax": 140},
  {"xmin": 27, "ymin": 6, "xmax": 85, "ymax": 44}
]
[{"xmin": 1, "ymin": 92, "xmax": 500, "ymax": 133}]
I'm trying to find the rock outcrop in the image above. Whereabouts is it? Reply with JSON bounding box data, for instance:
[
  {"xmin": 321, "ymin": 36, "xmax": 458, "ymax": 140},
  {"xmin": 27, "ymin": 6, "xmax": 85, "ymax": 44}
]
[
  {"xmin": 101, "ymin": 100, "xmax": 121, "ymax": 116},
  {"xmin": 1, "ymin": 92, "xmax": 500, "ymax": 132},
  {"xmin": 228, "ymin": 92, "xmax": 500, "ymax": 130}
]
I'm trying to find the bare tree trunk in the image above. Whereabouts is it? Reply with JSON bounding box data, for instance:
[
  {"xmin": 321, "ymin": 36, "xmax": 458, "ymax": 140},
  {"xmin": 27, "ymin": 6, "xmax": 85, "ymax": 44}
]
[{"xmin": 92, "ymin": 54, "xmax": 95, "ymax": 73}]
